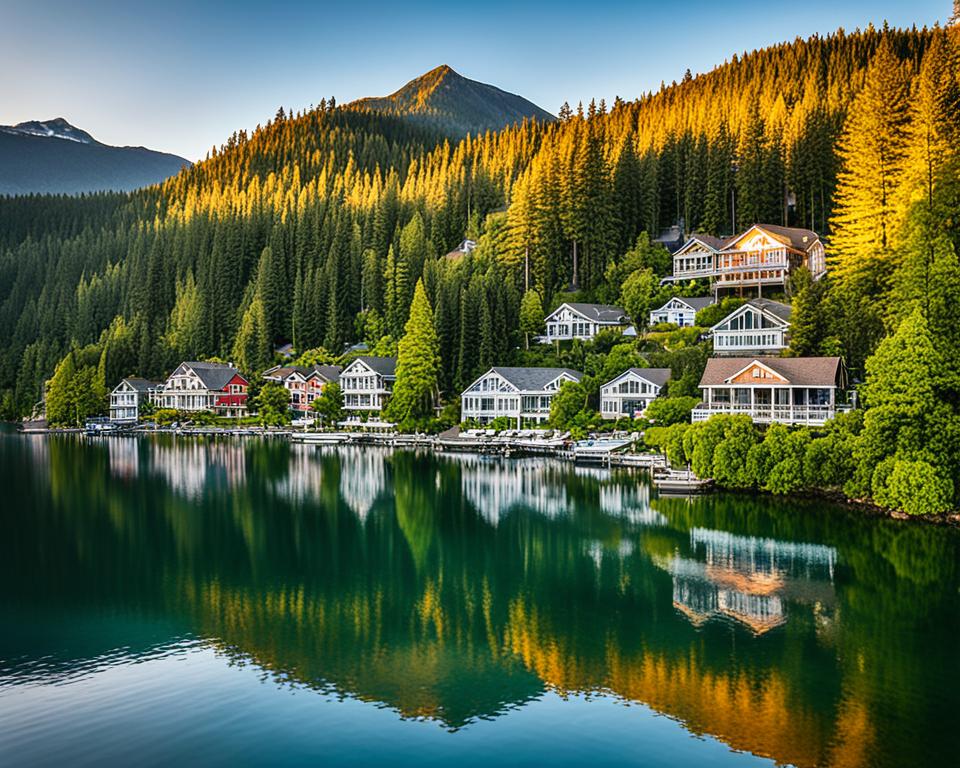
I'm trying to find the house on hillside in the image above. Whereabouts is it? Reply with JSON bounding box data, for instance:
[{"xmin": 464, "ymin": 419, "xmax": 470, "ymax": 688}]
[
  {"xmin": 713, "ymin": 224, "xmax": 825, "ymax": 294},
  {"xmin": 262, "ymin": 364, "xmax": 342, "ymax": 414},
  {"xmin": 109, "ymin": 377, "xmax": 161, "ymax": 423},
  {"xmin": 711, "ymin": 298, "xmax": 792, "ymax": 355},
  {"xmin": 649, "ymin": 296, "xmax": 715, "ymax": 327},
  {"xmin": 664, "ymin": 225, "xmax": 826, "ymax": 295},
  {"xmin": 152, "ymin": 362, "xmax": 249, "ymax": 417},
  {"xmin": 340, "ymin": 356, "xmax": 397, "ymax": 418},
  {"xmin": 599, "ymin": 368, "xmax": 672, "ymax": 420},
  {"xmin": 666, "ymin": 234, "xmax": 728, "ymax": 283},
  {"xmin": 444, "ymin": 238, "xmax": 477, "ymax": 260},
  {"xmin": 540, "ymin": 303, "xmax": 629, "ymax": 343},
  {"xmin": 460, "ymin": 367, "xmax": 583, "ymax": 427},
  {"xmin": 693, "ymin": 357, "xmax": 848, "ymax": 426}
]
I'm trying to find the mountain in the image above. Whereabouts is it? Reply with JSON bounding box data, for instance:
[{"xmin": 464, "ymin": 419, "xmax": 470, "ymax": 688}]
[
  {"xmin": 0, "ymin": 118, "xmax": 190, "ymax": 195},
  {"xmin": 349, "ymin": 64, "xmax": 554, "ymax": 137}
]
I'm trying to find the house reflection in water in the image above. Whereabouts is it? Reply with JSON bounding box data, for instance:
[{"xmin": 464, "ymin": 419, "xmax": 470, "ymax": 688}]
[
  {"xmin": 147, "ymin": 439, "xmax": 247, "ymax": 499},
  {"xmin": 334, "ymin": 446, "xmax": 389, "ymax": 520},
  {"xmin": 455, "ymin": 456, "xmax": 569, "ymax": 525},
  {"xmin": 657, "ymin": 527, "xmax": 838, "ymax": 635}
]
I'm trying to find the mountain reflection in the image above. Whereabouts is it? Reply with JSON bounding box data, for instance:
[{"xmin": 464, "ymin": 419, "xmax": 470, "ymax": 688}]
[{"xmin": 2, "ymin": 434, "xmax": 959, "ymax": 766}]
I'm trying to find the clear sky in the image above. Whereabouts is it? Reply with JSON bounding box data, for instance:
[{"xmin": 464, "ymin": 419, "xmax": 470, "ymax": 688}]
[{"xmin": 0, "ymin": 0, "xmax": 950, "ymax": 161}]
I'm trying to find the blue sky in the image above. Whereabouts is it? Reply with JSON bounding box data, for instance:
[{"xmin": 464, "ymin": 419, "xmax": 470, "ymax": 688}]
[{"xmin": 0, "ymin": 0, "xmax": 950, "ymax": 160}]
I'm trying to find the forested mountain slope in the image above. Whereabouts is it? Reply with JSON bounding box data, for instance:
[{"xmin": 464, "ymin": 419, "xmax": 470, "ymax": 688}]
[
  {"xmin": 0, "ymin": 119, "xmax": 190, "ymax": 195},
  {"xmin": 0, "ymin": 24, "xmax": 956, "ymax": 426},
  {"xmin": 348, "ymin": 65, "xmax": 555, "ymax": 137}
]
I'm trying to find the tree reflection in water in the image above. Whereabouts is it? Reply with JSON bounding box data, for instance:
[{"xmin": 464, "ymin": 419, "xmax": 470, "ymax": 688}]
[{"xmin": 1, "ymin": 433, "xmax": 959, "ymax": 766}]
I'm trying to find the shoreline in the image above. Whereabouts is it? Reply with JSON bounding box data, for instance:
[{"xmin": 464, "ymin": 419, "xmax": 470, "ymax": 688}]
[{"xmin": 9, "ymin": 423, "xmax": 959, "ymax": 527}]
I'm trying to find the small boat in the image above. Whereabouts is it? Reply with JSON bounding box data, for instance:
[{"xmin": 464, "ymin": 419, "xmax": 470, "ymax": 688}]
[
  {"xmin": 289, "ymin": 432, "xmax": 351, "ymax": 445},
  {"xmin": 653, "ymin": 469, "xmax": 713, "ymax": 494}
]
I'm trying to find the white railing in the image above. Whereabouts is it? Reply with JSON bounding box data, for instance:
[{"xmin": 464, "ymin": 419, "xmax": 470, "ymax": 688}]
[{"xmin": 692, "ymin": 404, "xmax": 851, "ymax": 425}]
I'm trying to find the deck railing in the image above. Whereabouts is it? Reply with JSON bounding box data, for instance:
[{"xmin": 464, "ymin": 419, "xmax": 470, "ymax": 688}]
[{"xmin": 691, "ymin": 403, "xmax": 851, "ymax": 425}]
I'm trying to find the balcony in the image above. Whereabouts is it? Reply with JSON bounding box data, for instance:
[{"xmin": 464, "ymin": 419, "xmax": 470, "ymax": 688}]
[{"xmin": 691, "ymin": 403, "xmax": 851, "ymax": 426}]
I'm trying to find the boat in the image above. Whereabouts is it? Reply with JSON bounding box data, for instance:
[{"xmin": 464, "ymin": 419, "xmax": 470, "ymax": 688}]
[
  {"xmin": 289, "ymin": 432, "xmax": 352, "ymax": 445},
  {"xmin": 653, "ymin": 469, "xmax": 713, "ymax": 494}
]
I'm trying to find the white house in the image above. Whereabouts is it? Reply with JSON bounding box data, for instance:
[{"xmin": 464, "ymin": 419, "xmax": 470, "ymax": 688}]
[
  {"xmin": 151, "ymin": 361, "xmax": 249, "ymax": 417},
  {"xmin": 666, "ymin": 234, "xmax": 727, "ymax": 283},
  {"xmin": 460, "ymin": 367, "xmax": 583, "ymax": 426},
  {"xmin": 109, "ymin": 378, "xmax": 161, "ymax": 423},
  {"xmin": 711, "ymin": 298, "xmax": 792, "ymax": 355},
  {"xmin": 649, "ymin": 296, "xmax": 715, "ymax": 327},
  {"xmin": 599, "ymin": 368, "xmax": 672, "ymax": 420},
  {"xmin": 263, "ymin": 364, "xmax": 342, "ymax": 414},
  {"xmin": 340, "ymin": 356, "xmax": 396, "ymax": 417},
  {"xmin": 541, "ymin": 303, "xmax": 629, "ymax": 343},
  {"xmin": 692, "ymin": 357, "xmax": 848, "ymax": 426}
]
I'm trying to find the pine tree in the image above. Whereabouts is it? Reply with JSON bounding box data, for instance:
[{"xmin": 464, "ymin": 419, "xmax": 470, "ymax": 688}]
[
  {"xmin": 830, "ymin": 37, "xmax": 911, "ymax": 287},
  {"xmin": 385, "ymin": 279, "xmax": 440, "ymax": 427}
]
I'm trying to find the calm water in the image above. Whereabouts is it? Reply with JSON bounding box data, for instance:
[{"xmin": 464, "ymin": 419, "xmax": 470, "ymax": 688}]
[{"xmin": 1, "ymin": 432, "xmax": 958, "ymax": 767}]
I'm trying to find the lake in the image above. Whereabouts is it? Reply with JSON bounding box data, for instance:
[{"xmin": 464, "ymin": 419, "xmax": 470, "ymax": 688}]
[{"xmin": 1, "ymin": 431, "xmax": 958, "ymax": 767}]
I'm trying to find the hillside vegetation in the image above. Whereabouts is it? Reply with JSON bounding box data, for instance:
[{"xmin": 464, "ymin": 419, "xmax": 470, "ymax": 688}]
[{"xmin": 0, "ymin": 25, "xmax": 957, "ymax": 440}]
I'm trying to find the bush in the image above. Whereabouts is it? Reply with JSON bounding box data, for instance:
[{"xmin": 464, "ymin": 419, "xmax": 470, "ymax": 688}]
[
  {"xmin": 645, "ymin": 396, "xmax": 700, "ymax": 426},
  {"xmin": 874, "ymin": 457, "xmax": 954, "ymax": 515}
]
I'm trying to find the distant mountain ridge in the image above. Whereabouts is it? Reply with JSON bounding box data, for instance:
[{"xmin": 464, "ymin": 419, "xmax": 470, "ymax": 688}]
[
  {"xmin": 0, "ymin": 118, "xmax": 189, "ymax": 195},
  {"xmin": 349, "ymin": 65, "xmax": 554, "ymax": 137}
]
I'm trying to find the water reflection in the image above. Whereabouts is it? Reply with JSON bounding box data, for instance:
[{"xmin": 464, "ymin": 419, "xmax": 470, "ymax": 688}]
[{"xmin": 1, "ymin": 433, "xmax": 959, "ymax": 767}]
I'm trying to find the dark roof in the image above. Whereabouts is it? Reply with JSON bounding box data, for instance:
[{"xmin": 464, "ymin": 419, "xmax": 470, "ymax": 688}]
[
  {"xmin": 560, "ymin": 303, "xmax": 628, "ymax": 323},
  {"xmin": 748, "ymin": 224, "xmax": 820, "ymax": 252},
  {"xmin": 121, "ymin": 377, "xmax": 161, "ymax": 392},
  {"xmin": 747, "ymin": 298, "xmax": 793, "ymax": 323},
  {"xmin": 489, "ymin": 367, "xmax": 583, "ymax": 391},
  {"xmin": 308, "ymin": 365, "xmax": 342, "ymax": 383},
  {"xmin": 262, "ymin": 365, "xmax": 302, "ymax": 380},
  {"xmin": 683, "ymin": 233, "xmax": 728, "ymax": 251},
  {"xmin": 351, "ymin": 356, "xmax": 397, "ymax": 377},
  {"xmin": 183, "ymin": 361, "xmax": 244, "ymax": 390},
  {"xmin": 699, "ymin": 357, "xmax": 843, "ymax": 387},
  {"xmin": 628, "ymin": 367, "xmax": 673, "ymax": 388},
  {"xmin": 604, "ymin": 367, "xmax": 672, "ymax": 388},
  {"xmin": 658, "ymin": 295, "xmax": 714, "ymax": 312}
]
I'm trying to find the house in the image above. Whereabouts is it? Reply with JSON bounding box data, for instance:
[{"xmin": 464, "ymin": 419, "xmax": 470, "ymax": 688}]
[
  {"xmin": 541, "ymin": 303, "xmax": 629, "ymax": 343},
  {"xmin": 599, "ymin": 368, "xmax": 672, "ymax": 420},
  {"xmin": 444, "ymin": 238, "xmax": 477, "ymax": 260},
  {"xmin": 340, "ymin": 356, "xmax": 397, "ymax": 417},
  {"xmin": 664, "ymin": 225, "xmax": 826, "ymax": 294},
  {"xmin": 109, "ymin": 378, "xmax": 161, "ymax": 423},
  {"xmin": 667, "ymin": 234, "xmax": 728, "ymax": 283},
  {"xmin": 692, "ymin": 357, "xmax": 848, "ymax": 426},
  {"xmin": 152, "ymin": 361, "xmax": 249, "ymax": 417},
  {"xmin": 460, "ymin": 367, "xmax": 583, "ymax": 427},
  {"xmin": 713, "ymin": 224, "xmax": 825, "ymax": 293},
  {"xmin": 649, "ymin": 296, "xmax": 715, "ymax": 327},
  {"xmin": 711, "ymin": 299, "xmax": 792, "ymax": 355},
  {"xmin": 262, "ymin": 364, "xmax": 342, "ymax": 414}
]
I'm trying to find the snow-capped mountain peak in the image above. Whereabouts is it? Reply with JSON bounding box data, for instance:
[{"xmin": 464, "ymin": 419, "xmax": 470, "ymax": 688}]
[{"xmin": 0, "ymin": 118, "xmax": 96, "ymax": 144}]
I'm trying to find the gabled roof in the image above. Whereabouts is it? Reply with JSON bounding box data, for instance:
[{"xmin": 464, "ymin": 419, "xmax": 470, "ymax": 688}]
[
  {"xmin": 675, "ymin": 234, "xmax": 729, "ymax": 255},
  {"xmin": 654, "ymin": 295, "xmax": 715, "ymax": 313},
  {"xmin": 726, "ymin": 224, "xmax": 820, "ymax": 253},
  {"xmin": 699, "ymin": 357, "xmax": 844, "ymax": 387},
  {"xmin": 747, "ymin": 298, "xmax": 792, "ymax": 323},
  {"xmin": 548, "ymin": 302, "xmax": 628, "ymax": 323},
  {"xmin": 347, "ymin": 356, "xmax": 397, "ymax": 378},
  {"xmin": 118, "ymin": 377, "xmax": 161, "ymax": 392},
  {"xmin": 307, "ymin": 365, "xmax": 342, "ymax": 383},
  {"xmin": 182, "ymin": 361, "xmax": 245, "ymax": 390},
  {"xmin": 263, "ymin": 365, "xmax": 301, "ymax": 380},
  {"xmin": 605, "ymin": 367, "xmax": 673, "ymax": 389},
  {"xmin": 711, "ymin": 298, "xmax": 792, "ymax": 331},
  {"xmin": 488, "ymin": 367, "xmax": 582, "ymax": 391}
]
